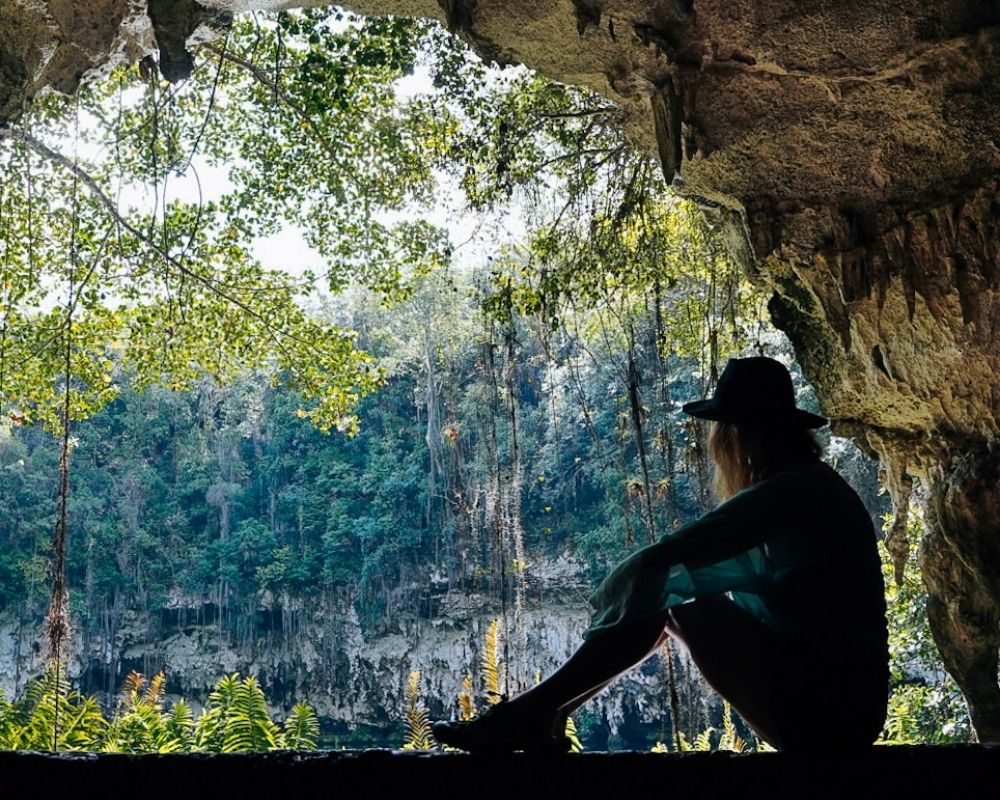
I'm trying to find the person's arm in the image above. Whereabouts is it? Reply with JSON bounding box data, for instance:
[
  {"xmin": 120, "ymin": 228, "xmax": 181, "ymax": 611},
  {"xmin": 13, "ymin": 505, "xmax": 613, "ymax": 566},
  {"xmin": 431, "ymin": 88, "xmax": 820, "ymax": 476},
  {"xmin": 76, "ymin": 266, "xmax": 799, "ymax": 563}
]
[
  {"xmin": 643, "ymin": 470, "xmax": 803, "ymax": 571},
  {"xmin": 583, "ymin": 472, "xmax": 805, "ymax": 638}
]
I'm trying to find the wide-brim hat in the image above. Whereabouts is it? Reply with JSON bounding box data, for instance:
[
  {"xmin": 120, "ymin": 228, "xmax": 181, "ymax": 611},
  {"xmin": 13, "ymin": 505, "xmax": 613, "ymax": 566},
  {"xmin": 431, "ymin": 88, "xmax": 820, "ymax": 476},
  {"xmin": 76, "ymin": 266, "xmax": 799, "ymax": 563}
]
[{"xmin": 682, "ymin": 357, "xmax": 828, "ymax": 429}]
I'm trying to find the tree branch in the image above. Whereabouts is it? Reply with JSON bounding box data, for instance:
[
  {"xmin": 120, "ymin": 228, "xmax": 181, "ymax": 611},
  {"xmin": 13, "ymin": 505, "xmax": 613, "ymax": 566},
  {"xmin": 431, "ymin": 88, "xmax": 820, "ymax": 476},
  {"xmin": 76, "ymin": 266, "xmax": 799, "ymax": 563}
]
[
  {"xmin": 201, "ymin": 42, "xmax": 349, "ymax": 175},
  {"xmin": 0, "ymin": 126, "xmax": 324, "ymax": 364}
]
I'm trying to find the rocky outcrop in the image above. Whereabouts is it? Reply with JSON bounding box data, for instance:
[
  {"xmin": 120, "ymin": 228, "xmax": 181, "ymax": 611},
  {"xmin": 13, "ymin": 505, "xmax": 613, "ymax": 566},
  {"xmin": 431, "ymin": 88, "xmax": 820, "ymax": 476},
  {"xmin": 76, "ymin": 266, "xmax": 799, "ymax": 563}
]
[
  {"xmin": 2, "ymin": 0, "xmax": 999, "ymax": 738},
  {"xmin": 0, "ymin": 0, "xmax": 229, "ymax": 119},
  {"xmin": 0, "ymin": 556, "xmax": 689, "ymax": 745}
]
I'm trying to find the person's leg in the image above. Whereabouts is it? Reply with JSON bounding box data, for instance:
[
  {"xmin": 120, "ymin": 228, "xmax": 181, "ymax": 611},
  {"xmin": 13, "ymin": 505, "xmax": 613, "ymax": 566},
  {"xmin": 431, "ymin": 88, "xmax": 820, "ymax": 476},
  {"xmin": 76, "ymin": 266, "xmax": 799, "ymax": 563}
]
[
  {"xmin": 509, "ymin": 612, "xmax": 671, "ymax": 723},
  {"xmin": 550, "ymin": 596, "xmax": 790, "ymax": 745},
  {"xmin": 665, "ymin": 594, "xmax": 785, "ymax": 748},
  {"xmin": 432, "ymin": 594, "xmax": 792, "ymax": 751},
  {"xmin": 431, "ymin": 612, "xmax": 671, "ymax": 749}
]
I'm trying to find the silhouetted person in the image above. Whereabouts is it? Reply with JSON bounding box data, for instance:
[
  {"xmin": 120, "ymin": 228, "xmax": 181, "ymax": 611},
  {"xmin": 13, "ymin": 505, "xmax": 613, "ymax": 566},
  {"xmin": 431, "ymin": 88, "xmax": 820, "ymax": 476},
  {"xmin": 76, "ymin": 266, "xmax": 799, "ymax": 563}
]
[{"xmin": 432, "ymin": 357, "xmax": 889, "ymax": 752}]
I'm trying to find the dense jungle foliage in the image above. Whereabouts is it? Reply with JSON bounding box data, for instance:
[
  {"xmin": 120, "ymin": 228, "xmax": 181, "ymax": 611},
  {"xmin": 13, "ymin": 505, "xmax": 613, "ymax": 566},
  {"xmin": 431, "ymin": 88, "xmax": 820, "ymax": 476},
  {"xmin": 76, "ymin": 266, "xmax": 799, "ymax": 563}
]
[
  {"xmin": 0, "ymin": 7, "xmax": 972, "ymax": 748},
  {"xmin": 0, "ymin": 257, "xmax": 753, "ymax": 627}
]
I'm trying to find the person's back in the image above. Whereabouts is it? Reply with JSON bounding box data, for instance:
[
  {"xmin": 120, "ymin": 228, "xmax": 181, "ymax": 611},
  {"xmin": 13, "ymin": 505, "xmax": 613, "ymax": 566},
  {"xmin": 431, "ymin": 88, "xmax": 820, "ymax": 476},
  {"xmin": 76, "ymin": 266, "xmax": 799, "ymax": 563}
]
[{"xmin": 738, "ymin": 460, "xmax": 889, "ymax": 747}]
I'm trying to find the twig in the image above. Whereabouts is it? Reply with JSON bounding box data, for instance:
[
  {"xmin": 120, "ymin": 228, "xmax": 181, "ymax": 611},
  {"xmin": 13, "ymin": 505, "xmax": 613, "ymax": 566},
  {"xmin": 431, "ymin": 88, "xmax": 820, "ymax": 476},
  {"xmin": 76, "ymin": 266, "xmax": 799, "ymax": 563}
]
[{"xmin": 1, "ymin": 126, "xmax": 303, "ymax": 350}]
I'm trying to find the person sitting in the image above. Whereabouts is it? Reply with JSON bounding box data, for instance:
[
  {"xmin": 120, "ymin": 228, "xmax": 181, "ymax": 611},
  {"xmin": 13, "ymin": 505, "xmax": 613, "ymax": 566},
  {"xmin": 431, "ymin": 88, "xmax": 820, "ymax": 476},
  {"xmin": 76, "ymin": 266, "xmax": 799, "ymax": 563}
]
[{"xmin": 431, "ymin": 356, "xmax": 889, "ymax": 752}]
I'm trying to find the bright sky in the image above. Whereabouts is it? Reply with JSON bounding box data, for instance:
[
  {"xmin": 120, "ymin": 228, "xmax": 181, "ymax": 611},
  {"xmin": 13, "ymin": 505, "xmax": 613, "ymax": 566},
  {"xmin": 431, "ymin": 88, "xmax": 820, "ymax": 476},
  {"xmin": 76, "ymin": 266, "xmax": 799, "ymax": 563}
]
[{"xmin": 72, "ymin": 60, "xmax": 529, "ymax": 302}]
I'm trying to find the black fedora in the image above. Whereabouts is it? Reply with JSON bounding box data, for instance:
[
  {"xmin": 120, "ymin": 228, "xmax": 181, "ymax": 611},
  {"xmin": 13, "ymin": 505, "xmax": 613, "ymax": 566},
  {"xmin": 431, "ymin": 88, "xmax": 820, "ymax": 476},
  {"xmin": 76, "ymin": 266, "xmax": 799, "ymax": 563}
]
[{"xmin": 682, "ymin": 357, "xmax": 827, "ymax": 429}]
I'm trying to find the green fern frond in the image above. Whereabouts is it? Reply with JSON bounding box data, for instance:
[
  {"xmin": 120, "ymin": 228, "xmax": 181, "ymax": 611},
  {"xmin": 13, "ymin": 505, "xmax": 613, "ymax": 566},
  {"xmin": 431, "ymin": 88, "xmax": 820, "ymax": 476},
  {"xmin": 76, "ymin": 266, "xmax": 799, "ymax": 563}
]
[
  {"xmin": 282, "ymin": 702, "xmax": 320, "ymax": 750},
  {"xmin": 458, "ymin": 674, "xmax": 475, "ymax": 722},
  {"xmin": 194, "ymin": 673, "xmax": 243, "ymax": 752},
  {"xmin": 0, "ymin": 688, "xmax": 16, "ymax": 749},
  {"xmin": 163, "ymin": 698, "xmax": 194, "ymax": 752},
  {"xmin": 221, "ymin": 675, "xmax": 280, "ymax": 752},
  {"xmin": 143, "ymin": 672, "xmax": 166, "ymax": 708},
  {"xmin": 11, "ymin": 665, "xmax": 105, "ymax": 751},
  {"xmin": 193, "ymin": 706, "xmax": 223, "ymax": 751},
  {"xmin": 402, "ymin": 671, "xmax": 435, "ymax": 750},
  {"xmin": 123, "ymin": 670, "xmax": 145, "ymax": 695},
  {"xmin": 718, "ymin": 702, "xmax": 746, "ymax": 752},
  {"xmin": 481, "ymin": 619, "xmax": 505, "ymax": 705},
  {"xmin": 564, "ymin": 716, "xmax": 584, "ymax": 753}
]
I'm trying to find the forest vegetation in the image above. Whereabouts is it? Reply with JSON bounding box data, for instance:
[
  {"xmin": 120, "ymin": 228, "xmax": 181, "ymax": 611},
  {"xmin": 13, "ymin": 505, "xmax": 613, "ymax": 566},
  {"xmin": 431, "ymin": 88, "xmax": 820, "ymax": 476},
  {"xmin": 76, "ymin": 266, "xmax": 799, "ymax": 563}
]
[{"xmin": 0, "ymin": 8, "xmax": 970, "ymax": 748}]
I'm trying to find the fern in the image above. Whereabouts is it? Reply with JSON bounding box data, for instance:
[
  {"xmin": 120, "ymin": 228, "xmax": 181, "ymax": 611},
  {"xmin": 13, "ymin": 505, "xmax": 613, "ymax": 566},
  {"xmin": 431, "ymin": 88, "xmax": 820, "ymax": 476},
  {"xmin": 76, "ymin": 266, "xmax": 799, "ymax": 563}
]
[
  {"xmin": 402, "ymin": 671, "xmax": 435, "ymax": 750},
  {"xmin": 221, "ymin": 675, "xmax": 281, "ymax": 753},
  {"xmin": 164, "ymin": 699, "xmax": 195, "ymax": 751},
  {"xmin": 481, "ymin": 619, "xmax": 505, "ymax": 705},
  {"xmin": 103, "ymin": 671, "xmax": 192, "ymax": 753},
  {"xmin": 564, "ymin": 715, "xmax": 584, "ymax": 753},
  {"xmin": 0, "ymin": 690, "xmax": 10, "ymax": 748},
  {"xmin": 693, "ymin": 728, "xmax": 714, "ymax": 751},
  {"xmin": 192, "ymin": 706, "xmax": 224, "ymax": 752},
  {"xmin": 143, "ymin": 672, "xmax": 166, "ymax": 708},
  {"xmin": 1, "ymin": 669, "xmax": 314, "ymax": 754},
  {"xmin": 282, "ymin": 702, "xmax": 320, "ymax": 750},
  {"xmin": 10, "ymin": 666, "xmax": 105, "ymax": 751},
  {"xmin": 670, "ymin": 729, "xmax": 713, "ymax": 753},
  {"xmin": 458, "ymin": 674, "xmax": 475, "ymax": 722},
  {"xmin": 119, "ymin": 671, "xmax": 145, "ymax": 709},
  {"xmin": 718, "ymin": 702, "xmax": 746, "ymax": 753},
  {"xmin": 194, "ymin": 673, "xmax": 240, "ymax": 751}
]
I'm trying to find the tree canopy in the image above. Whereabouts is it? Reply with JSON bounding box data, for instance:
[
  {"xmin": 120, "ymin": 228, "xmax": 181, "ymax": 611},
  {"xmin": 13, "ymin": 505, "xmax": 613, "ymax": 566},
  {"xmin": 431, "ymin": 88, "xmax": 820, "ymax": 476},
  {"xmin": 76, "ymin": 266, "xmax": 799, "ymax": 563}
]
[{"xmin": 0, "ymin": 8, "xmax": 753, "ymax": 436}]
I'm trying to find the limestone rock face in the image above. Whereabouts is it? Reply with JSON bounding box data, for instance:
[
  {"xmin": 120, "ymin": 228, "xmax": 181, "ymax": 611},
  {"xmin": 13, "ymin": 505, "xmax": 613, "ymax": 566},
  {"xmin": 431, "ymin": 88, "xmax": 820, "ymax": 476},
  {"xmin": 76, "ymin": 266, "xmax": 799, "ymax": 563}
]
[
  {"xmin": 2, "ymin": 0, "xmax": 1000, "ymax": 738},
  {"xmin": 0, "ymin": 0, "xmax": 149, "ymax": 117},
  {"xmin": 0, "ymin": 558, "xmax": 683, "ymax": 744},
  {"xmin": 0, "ymin": 0, "xmax": 232, "ymax": 116}
]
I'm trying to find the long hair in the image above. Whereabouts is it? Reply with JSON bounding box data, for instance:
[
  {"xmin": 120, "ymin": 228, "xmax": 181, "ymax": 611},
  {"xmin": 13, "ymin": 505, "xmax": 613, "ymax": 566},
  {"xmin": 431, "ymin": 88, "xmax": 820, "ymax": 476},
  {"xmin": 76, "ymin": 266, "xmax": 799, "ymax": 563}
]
[{"xmin": 709, "ymin": 420, "xmax": 823, "ymax": 502}]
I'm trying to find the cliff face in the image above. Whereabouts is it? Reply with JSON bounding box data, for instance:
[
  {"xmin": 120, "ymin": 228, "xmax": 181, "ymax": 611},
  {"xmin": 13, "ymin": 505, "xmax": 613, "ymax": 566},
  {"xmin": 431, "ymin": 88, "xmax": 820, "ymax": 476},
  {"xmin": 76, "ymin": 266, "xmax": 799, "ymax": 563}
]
[
  {"xmin": 0, "ymin": 556, "xmax": 684, "ymax": 745},
  {"xmin": 2, "ymin": 0, "xmax": 999, "ymax": 738}
]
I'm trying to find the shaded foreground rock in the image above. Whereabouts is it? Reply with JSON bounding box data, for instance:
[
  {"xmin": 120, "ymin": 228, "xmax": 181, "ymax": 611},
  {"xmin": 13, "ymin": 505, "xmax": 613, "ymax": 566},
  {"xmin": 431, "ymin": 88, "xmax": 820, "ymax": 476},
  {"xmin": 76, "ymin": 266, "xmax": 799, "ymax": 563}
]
[{"xmin": 3, "ymin": 746, "xmax": 1000, "ymax": 799}]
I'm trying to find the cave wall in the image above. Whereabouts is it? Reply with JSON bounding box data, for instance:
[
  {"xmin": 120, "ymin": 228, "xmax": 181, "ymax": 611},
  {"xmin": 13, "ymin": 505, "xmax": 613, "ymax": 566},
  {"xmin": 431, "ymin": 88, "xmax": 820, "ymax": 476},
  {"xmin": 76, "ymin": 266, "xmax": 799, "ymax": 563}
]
[{"xmin": 2, "ymin": 0, "xmax": 1000, "ymax": 739}]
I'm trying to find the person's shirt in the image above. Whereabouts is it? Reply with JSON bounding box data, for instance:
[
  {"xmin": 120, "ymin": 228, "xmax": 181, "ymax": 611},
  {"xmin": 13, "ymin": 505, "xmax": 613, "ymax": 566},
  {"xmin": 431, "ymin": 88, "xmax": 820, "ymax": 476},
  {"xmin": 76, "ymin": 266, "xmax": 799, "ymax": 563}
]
[{"xmin": 584, "ymin": 459, "xmax": 888, "ymax": 662}]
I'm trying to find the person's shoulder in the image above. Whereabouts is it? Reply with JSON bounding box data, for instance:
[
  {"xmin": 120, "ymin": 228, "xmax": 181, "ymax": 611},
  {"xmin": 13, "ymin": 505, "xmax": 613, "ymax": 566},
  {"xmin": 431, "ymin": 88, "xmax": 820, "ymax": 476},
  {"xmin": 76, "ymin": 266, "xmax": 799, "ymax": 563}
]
[
  {"xmin": 782, "ymin": 460, "xmax": 874, "ymax": 526},
  {"xmin": 775, "ymin": 459, "xmax": 846, "ymax": 489},
  {"xmin": 744, "ymin": 463, "xmax": 817, "ymax": 495},
  {"xmin": 713, "ymin": 466, "xmax": 811, "ymax": 514},
  {"xmin": 749, "ymin": 459, "xmax": 855, "ymax": 510}
]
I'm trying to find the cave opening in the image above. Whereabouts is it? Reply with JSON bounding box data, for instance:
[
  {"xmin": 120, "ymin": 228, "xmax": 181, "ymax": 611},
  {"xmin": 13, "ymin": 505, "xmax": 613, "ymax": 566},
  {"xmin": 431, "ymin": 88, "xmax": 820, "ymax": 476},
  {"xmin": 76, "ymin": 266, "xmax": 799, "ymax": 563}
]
[{"xmin": 0, "ymin": 0, "xmax": 998, "ymax": 754}]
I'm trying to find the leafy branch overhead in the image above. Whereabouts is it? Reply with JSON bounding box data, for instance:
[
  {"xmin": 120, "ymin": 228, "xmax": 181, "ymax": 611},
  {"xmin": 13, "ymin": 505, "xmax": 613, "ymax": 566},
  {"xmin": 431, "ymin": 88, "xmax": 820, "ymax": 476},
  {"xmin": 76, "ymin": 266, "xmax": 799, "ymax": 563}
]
[
  {"xmin": 0, "ymin": 11, "xmax": 448, "ymax": 432},
  {"xmin": 1, "ymin": 7, "xmax": 748, "ymax": 434}
]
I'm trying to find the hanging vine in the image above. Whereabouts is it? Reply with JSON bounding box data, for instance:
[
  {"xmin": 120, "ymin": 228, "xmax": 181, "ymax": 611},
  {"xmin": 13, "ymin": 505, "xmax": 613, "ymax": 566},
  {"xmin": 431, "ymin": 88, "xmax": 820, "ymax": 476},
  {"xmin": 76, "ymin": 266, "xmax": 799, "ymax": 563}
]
[
  {"xmin": 480, "ymin": 312, "xmax": 511, "ymax": 701},
  {"xmin": 45, "ymin": 98, "xmax": 82, "ymax": 751}
]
